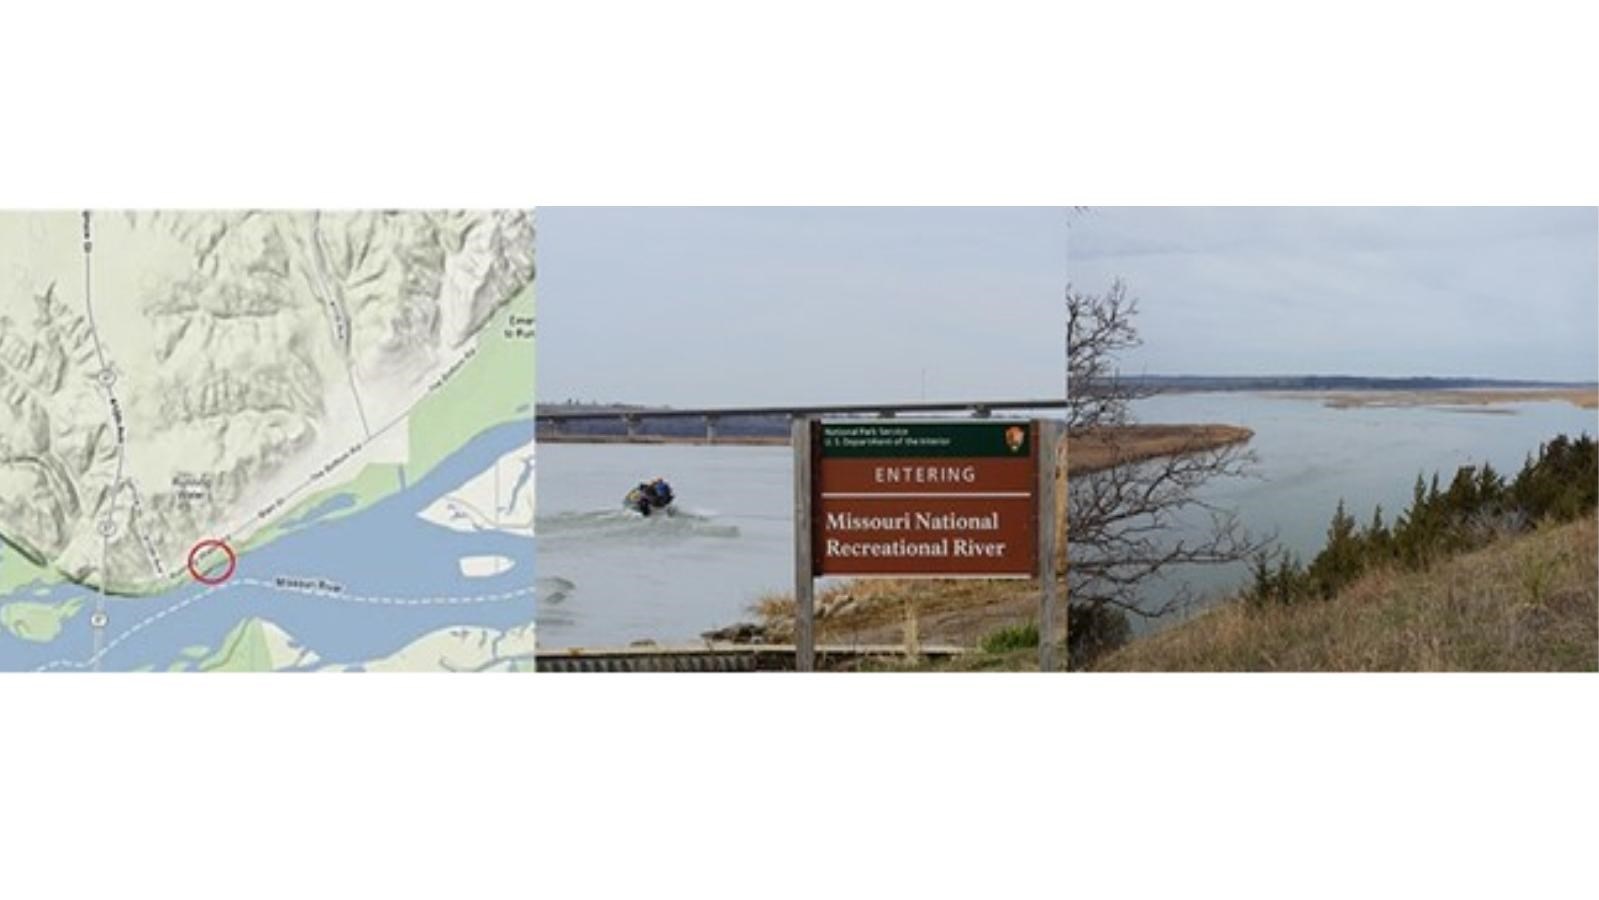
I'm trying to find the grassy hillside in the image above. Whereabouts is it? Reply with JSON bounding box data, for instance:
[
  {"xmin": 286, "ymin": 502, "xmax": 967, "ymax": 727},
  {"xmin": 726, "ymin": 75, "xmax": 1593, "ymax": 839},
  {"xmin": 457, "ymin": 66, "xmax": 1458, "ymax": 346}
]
[{"xmin": 1094, "ymin": 513, "xmax": 1598, "ymax": 672}]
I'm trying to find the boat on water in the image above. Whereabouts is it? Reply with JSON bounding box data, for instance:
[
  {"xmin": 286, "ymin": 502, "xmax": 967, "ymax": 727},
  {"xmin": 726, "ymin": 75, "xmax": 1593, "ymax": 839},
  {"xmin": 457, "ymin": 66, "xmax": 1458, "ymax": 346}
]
[{"xmin": 624, "ymin": 478, "xmax": 676, "ymax": 517}]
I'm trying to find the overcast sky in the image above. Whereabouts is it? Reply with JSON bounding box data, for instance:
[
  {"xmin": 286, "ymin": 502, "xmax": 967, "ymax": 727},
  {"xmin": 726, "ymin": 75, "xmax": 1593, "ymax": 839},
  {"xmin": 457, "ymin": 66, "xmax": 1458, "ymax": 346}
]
[
  {"xmin": 538, "ymin": 207, "xmax": 1598, "ymax": 407},
  {"xmin": 538, "ymin": 207, "xmax": 1068, "ymax": 406},
  {"xmin": 1069, "ymin": 207, "xmax": 1598, "ymax": 381}
]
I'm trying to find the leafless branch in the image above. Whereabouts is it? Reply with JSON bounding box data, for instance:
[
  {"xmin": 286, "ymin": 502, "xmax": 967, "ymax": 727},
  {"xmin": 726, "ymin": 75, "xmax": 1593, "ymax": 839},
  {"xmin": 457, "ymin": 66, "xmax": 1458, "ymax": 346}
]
[{"xmin": 1066, "ymin": 280, "xmax": 1267, "ymax": 619}]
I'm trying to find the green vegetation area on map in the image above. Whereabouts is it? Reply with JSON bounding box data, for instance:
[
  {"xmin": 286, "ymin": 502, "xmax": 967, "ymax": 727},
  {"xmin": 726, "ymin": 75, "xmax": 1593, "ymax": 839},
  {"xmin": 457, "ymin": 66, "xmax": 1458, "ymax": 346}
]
[
  {"xmin": 197, "ymin": 619, "xmax": 275, "ymax": 672},
  {"xmin": 408, "ymin": 282, "xmax": 535, "ymax": 475},
  {"xmin": 0, "ymin": 542, "xmax": 63, "ymax": 596},
  {"xmin": 1, "ymin": 596, "xmax": 86, "ymax": 643},
  {"xmin": 236, "ymin": 462, "xmax": 407, "ymax": 555}
]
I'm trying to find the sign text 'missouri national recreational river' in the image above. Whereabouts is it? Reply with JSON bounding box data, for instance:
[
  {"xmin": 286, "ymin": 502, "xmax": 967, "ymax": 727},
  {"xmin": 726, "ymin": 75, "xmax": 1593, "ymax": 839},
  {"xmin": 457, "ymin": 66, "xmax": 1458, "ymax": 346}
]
[{"xmin": 813, "ymin": 420, "xmax": 1038, "ymax": 577}]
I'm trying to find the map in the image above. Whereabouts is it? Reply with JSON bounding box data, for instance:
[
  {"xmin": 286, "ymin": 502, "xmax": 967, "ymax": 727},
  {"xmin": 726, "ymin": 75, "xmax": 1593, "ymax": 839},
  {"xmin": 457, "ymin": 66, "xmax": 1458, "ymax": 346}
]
[{"xmin": 0, "ymin": 210, "xmax": 535, "ymax": 671}]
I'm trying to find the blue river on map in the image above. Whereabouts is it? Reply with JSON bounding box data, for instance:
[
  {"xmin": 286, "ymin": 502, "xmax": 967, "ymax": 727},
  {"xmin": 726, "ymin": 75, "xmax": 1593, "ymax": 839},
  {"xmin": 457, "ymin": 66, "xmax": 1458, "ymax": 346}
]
[{"xmin": 0, "ymin": 420, "xmax": 535, "ymax": 671}]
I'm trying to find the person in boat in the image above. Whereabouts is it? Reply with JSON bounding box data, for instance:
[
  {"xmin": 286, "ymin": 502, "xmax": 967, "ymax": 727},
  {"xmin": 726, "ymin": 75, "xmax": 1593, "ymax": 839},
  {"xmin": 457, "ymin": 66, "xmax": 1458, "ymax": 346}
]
[{"xmin": 626, "ymin": 477, "xmax": 675, "ymax": 516}]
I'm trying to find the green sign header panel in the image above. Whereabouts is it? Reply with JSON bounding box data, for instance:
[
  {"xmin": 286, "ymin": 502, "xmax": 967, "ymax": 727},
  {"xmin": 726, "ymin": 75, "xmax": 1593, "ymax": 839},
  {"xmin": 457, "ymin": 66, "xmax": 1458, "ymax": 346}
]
[{"xmin": 819, "ymin": 420, "xmax": 1034, "ymax": 460}]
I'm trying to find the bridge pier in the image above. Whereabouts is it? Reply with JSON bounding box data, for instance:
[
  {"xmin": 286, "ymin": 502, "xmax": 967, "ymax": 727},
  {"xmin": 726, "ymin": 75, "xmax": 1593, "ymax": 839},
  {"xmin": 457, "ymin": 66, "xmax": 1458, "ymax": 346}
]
[
  {"xmin": 704, "ymin": 414, "xmax": 720, "ymax": 444},
  {"xmin": 624, "ymin": 414, "xmax": 642, "ymax": 438}
]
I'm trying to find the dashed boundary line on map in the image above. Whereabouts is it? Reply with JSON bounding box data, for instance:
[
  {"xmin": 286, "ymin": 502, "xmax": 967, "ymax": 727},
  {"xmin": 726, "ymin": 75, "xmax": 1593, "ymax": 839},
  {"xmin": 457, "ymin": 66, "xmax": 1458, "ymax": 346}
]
[{"xmin": 33, "ymin": 579, "xmax": 534, "ymax": 672}]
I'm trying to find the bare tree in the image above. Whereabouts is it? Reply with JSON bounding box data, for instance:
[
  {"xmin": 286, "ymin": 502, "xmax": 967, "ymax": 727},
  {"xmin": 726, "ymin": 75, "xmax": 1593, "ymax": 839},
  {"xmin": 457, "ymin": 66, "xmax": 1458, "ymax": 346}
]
[
  {"xmin": 1067, "ymin": 279, "xmax": 1143, "ymax": 431},
  {"xmin": 1066, "ymin": 279, "xmax": 1266, "ymax": 623}
]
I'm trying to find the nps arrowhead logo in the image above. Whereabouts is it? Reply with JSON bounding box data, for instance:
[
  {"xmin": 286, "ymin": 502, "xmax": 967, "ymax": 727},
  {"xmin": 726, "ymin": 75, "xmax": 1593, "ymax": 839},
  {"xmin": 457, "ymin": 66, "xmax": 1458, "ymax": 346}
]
[{"xmin": 1004, "ymin": 425, "xmax": 1027, "ymax": 453}]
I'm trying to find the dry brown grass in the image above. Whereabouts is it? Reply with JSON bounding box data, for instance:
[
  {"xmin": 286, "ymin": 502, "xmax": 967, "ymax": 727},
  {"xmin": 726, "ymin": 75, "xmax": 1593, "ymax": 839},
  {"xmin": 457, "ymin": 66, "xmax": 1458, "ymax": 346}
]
[
  {"xmin": 1314, "ymin": 388, "xmax": 1599, "ymax": 411},
  {"xmin": 1067, "ymin": 424, "xmax": 1254, "ymax": 475},
  {"xmin": 752, "ymin": 577, "xmax": 1050, "ymax": 649},
  {"xmin": 1094, "ymin": 513, "xmax": 1599, "ymax": 672}
]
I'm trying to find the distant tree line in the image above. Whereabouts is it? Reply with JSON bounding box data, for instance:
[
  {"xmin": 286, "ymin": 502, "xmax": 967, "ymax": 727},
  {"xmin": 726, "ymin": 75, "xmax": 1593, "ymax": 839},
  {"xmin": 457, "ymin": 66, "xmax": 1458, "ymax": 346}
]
[
  {"xmin": 1249, "ymin": 434, "xmax": 1599, "ymax": 607},
  {"xmin": 1101, "ymin": 374, "xmax": 1596, "ymax": 395}
]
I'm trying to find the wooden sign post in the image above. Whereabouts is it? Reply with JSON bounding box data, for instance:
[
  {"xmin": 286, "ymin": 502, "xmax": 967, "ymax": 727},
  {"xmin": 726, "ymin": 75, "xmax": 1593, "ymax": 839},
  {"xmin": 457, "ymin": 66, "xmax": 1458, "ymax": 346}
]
[
  {"xmin": 1036, "ymin": 419, "xmax": 1062, "ymax": 672},
  {"xmin": 792, "ymin": 417, "xmax": 1062, "ymax": 671},
  {"xmin": 793, "ymin": 417, "xmax": 817, "ymax": 672}
]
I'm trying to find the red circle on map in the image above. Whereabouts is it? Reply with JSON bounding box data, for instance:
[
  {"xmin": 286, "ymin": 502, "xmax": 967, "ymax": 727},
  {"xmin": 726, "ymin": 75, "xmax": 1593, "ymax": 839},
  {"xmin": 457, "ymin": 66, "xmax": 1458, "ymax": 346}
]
[{"xmin": 187, "ymin": 539, "xmax": 237, "ymax": 585}]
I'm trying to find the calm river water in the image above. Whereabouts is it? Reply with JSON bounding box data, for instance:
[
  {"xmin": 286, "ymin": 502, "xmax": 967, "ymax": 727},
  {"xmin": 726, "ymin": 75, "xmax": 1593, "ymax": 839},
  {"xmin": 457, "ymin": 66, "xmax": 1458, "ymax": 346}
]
[
  {"xmin": 1119, "ymin": 392, "xmax": 1599, "ymax": 623},
  {"xmin": 536, "ymin": 443, "xmax": 798, "ymax": 648}
]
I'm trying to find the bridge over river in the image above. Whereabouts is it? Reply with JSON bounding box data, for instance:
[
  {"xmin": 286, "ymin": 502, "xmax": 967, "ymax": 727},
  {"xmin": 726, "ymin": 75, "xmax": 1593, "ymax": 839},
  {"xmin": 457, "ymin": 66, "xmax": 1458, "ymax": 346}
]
[{"xmin": 538, "ymin": 399, "xmax": 1069, "ymax": 443}]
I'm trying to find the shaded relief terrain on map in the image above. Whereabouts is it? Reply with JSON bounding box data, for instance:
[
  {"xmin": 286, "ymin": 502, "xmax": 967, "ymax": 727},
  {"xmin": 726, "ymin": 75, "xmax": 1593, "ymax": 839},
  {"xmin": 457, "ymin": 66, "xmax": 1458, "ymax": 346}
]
[{"xmin": 0, "ymin": 210, "xmax": 535, "ymax": 671}]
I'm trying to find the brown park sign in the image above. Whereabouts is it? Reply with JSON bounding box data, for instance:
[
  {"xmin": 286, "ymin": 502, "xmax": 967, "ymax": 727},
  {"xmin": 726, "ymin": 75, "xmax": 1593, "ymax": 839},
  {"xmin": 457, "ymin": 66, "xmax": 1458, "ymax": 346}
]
[{"xmin": 810, "ymin": 420, "xmax": 1039, "ymax": 577}]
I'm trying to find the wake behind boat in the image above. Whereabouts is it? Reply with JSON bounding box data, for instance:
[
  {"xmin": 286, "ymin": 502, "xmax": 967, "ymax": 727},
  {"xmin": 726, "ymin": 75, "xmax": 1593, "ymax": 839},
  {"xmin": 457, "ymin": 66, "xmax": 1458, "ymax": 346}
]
[{"xmin": 537, "ymin": 505, "xmax": 740, "ymax": 541}]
